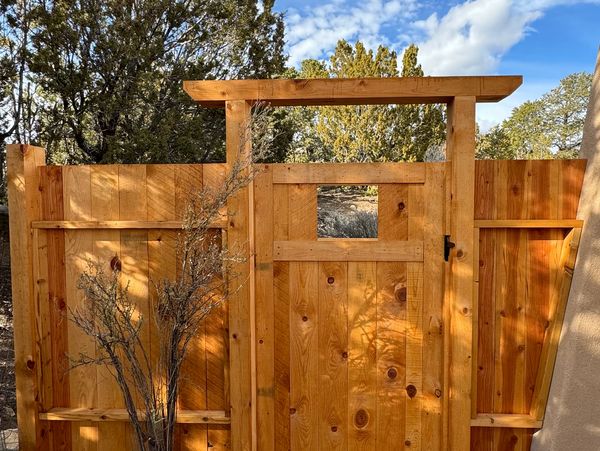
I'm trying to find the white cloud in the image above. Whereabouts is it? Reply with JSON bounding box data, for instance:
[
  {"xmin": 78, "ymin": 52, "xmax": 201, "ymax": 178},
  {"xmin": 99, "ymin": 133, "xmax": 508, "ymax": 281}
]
[
  {"xmin": 285, "ymin": 0, "xmax": 600, "ymax": 72},
  {"xmin": 414, "ymin": 0, "xmax": 540, "ymax": 74},
  {"xmin": 284, "ymin": 0, "xmax": 417, "ymax": 66},
  {"xmin": 282, "ymin": 0, "xmax": 599, "ymax": 124}
]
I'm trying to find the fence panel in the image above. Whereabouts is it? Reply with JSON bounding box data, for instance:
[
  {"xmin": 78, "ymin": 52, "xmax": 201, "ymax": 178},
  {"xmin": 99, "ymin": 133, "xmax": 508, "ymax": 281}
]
[{"xmin": 6, "ymin": 143, "xmax": 586, "ymax": 451}]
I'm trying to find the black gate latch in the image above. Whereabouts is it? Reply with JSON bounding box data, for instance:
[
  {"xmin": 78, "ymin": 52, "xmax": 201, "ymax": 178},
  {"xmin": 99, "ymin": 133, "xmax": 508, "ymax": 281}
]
[{"xmin": 444, "ymin": 235, "xmax": 455, "ymax": 262}]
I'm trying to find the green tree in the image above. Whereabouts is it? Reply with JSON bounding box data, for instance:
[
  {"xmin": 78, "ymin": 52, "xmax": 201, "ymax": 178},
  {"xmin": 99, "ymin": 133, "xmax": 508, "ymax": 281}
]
[
  {"xmin": 24, "ymin": 0, "xmax": 285, "ymax": 164},
  {"xmin": 503, "ymin": 100, "xmax": 553, "ymax": 159},
  {"xmin": 284, "ymin": 41, "xmax": 445, "ymax": 163},
  {"xmin": 542, "ymin": 72, "xmax": 591, "ymax": 157},
  {"xmin": 476, "ymin": 125, "xmax": 513, "ymax": 159},
  {"xmin": 1, "ymin": 0, "xmax": 36, "ymax": 202},
  {"xmin": 477, "ymin": 72, "xmax": 592, "ymax": 159}
]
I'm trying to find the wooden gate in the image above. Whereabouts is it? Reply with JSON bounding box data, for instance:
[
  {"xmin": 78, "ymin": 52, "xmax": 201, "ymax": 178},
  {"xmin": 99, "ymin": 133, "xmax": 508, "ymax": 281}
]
[
  {"xmin": 253, "ymin": 163, "xmax": 446, "ymax": 450},
  {"xmin": 10, "ymin": 76, "xmax": 588, "ymax": 451}
]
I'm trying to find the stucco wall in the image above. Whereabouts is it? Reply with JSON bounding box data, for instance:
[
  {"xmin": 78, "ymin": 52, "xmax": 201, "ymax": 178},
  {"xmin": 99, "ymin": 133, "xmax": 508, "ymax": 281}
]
[{"xmin": 532, "ymin": 49, "xmax": 600, "ymax": 450}]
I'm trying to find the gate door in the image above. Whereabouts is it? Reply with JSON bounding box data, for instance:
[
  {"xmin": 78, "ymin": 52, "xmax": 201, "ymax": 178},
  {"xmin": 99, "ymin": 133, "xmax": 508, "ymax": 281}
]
[{"xmin": 254, "ymin": 162, "xmax": 446, "ymax": 450}]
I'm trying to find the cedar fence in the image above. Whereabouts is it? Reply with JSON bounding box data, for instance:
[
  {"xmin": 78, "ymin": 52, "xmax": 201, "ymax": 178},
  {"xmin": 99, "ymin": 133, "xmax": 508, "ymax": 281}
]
[{"xmin": 6, "ymin": 76, "xmax": 587, "ymax": 451}]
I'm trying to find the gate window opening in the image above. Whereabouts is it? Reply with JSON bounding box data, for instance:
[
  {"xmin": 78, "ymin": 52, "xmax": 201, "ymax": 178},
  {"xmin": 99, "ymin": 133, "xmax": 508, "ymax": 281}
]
[{"xmin": 317, "ymin": 185, "xmax": 378, "ymax": 238}]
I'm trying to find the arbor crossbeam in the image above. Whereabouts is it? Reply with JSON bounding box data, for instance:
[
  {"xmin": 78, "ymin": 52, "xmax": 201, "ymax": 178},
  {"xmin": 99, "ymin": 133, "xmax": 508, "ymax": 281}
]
[{"xmin": 183, "ymin": 76, "xmax": 522, "ymax": 107}]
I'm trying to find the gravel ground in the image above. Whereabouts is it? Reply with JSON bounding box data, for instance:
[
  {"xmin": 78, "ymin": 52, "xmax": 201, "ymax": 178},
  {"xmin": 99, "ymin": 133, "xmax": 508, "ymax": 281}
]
[
  {"xmin": 1, "ymin": 231, "xmax": 16, "ymax": 437},
  {"xmin": 0, "ymin": 428, "xmax": 18, "ymax": 450}
]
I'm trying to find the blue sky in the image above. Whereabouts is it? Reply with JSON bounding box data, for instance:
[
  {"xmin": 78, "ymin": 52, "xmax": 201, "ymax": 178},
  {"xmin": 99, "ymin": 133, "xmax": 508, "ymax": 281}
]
[{"xmin": 274, "ymin": 0, "xmax": 600, "ymax": 129}]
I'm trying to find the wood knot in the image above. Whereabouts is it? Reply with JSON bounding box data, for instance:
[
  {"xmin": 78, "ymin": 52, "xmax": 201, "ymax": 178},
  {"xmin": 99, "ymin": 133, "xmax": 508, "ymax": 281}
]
[
  {"xmin": 110, "ymin": 255, "xmax": 121, "ymax": 272},
  {"xmin": 406, "ymin": 384, "xmax": 417, "ymax": 399},
  {"xmin": 341, "ymin": 351, "xmax": 348, "ymax": 359},
  {"xmin": 289, "ymin": 407, "xmax": 296, "ymax": 415},
  {"xmin": 354, "ymin": 409, "xmax": 369, "ymax": 428},
  {"xmin": 434, "ymin": 388, "xmax": 442, "ymax": 398},
  {"xmin": 302, "ymin": 315, "xmax": 308, "ymax": 322},
  {"xmin": 330, "ymin": 425, "xmax": 338, "ymax": 433},
  {"xmin": 456, "ymin": 249, "xmax": 464, "ymax": 258},
  {"xmin": 387, "ymin": 367, "xmax": 397, "ymax": 380},
  {"xmin": 395, "ymin": 285, "xmax": 407, "ymax": 303},
  {"xmin": 232, "ymin": 333, "xmax": 238, "ymax": 340},
  {"xmin": 327, "ymin": 276, "xmax": 335, "ymax": 284},
  {"xmin": 398, "ymin": 201, "xmax": 406, "ymax": 211},
  {"xmin": 26, "ymin": 359, "xmax": 35, "ymax": 370},
  {"xmin": 259, "ymin": 339, "xmax": 264, "ymax": 344},
  {"xmin": 405, "ymin": 440, "xmax": 412, "ymax": 446}
]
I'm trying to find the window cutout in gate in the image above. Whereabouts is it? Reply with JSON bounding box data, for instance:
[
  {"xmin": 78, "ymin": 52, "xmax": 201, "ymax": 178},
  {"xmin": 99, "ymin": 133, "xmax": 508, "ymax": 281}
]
[{"xmin": 317, "ymin": 185, "xmax": 378, "ymax": 238}]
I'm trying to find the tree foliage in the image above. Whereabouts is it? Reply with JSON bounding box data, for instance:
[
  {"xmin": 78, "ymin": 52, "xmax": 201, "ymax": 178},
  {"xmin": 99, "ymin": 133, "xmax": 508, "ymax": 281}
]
[
  {"xmin": 477, "ymin": 72, "xmax": 592, "ymax": 159},
  {"xmin": 29, "ymin": 0, "xmax": 285, "ymax": 164},
  {"xmin": 0, "ymin": 0, "xmax": 284, "ymax": 160},
  {"xmin": 283, "ymin": 41, "xmax": 446, "ymax": 163}
]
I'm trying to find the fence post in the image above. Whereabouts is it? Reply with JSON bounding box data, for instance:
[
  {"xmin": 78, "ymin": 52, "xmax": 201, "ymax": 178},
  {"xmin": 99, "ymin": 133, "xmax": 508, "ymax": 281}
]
[
  {"xmin": 225, "ymin": 100, "xmax": 256, "ymax": 451},
  {"xmin": 445, "ymin": 97, "xmax": 476, "ymax": 451},
  {"xmin": 6, "ymin": 144, "xmax": 46, "ymax": 451}
]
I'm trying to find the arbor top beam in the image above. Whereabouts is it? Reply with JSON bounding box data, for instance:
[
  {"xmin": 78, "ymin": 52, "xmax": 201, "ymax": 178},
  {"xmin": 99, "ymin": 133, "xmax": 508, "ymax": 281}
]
[{"xmin": 183, "ymin": 76, "xmax": 522, "ymax": 107}]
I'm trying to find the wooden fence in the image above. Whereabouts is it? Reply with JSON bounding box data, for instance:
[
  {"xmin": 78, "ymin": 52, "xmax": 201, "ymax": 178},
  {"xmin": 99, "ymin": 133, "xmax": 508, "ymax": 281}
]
[{"xmin": 6, "ymin": 76, "xmax": 588, "ymax": 450}]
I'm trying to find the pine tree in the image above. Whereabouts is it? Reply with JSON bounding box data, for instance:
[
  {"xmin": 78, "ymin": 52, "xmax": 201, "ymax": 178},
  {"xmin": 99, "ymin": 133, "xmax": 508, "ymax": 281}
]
[{"xmin": 285, "ymin": 41, "xmax": 446, "ymax": 163}]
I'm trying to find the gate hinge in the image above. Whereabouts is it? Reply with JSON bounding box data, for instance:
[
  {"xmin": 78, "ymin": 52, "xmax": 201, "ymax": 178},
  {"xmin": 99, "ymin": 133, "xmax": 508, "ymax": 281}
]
[{"xmin": 444, "ymin": 235, "xmax": 455, "ymax": 262}]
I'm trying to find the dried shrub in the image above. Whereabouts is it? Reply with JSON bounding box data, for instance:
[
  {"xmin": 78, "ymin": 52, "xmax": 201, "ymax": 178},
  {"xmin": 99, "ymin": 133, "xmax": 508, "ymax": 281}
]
[{"xmin": 70, "ymin": 105, "xmax": 272, "ymax": 451}]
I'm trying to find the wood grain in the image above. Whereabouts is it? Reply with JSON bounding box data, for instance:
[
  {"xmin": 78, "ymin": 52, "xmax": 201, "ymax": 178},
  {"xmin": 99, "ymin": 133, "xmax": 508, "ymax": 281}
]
[
  {"xmin": 318, "ymin": 262, "xmax": 348, "ymax": 450},
  {"xmin": 91, "ymin": 165, "xmax": 127, "ymax": 450},
  {"xmin": 118, "ymin": 164, "xmax": 150, "ymax": 449},
  {"xmin": 254, "ymin": 166, "xmax": 275, "ymax": 450},
  {"xmin": 39, "ymin": 164, "xmax": 73, "ymax": 449},
  {"xmin": 347, "ymin": 261, "xmax": 377, "ymax": 450},
  {"xmin": 272, "ymin": 163, "xmax": 425, "ymax": 184},
  {"xmin": 273, "ymin": 240, "xmax": 423, "ymax": 262},
  {"xmin": 376, "ymin": 262, "xmax": 407, "ymax": 447},
  {"xmin": 273, "ymin": 183, "xmax": 291, "ymax": 451},
  {"xmin": 421, "ymin": 164, "xmax": 445, "ymax": 451},
  {"xmin": 40, "ymin": 408, "xmax": 229, "ymax": 424},
  {"xmin": 184, "ymin": 76, "xmax": 522, "ymax": 106},
  {"xmin": 447, "ymin": 96, "xmax": 476, "ymax": 451},
  {"xmin": 6, "ymin": 145, "xmax": 48, "ymax": 450},
  {"xmin": 288, "ymin": 183, "xmax": 319, "ymax": 450},
  {"xmin": 226, "ymin": 100, "xmax": 253, "ymax": 451},
  {"xmin": 200, "ymin": 164, "xmax": 230, "ymax": 450},
  {"xmin": 63, "ymin": 165, "xmax": 99, "ymax": 450}
]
